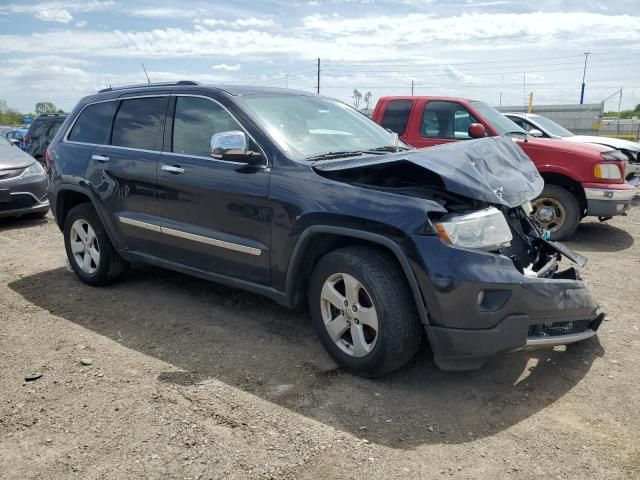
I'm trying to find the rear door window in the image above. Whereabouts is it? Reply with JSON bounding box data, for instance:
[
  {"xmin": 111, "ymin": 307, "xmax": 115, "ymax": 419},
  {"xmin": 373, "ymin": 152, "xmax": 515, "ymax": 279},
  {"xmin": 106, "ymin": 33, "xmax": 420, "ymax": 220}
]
[
  {"xmin": 68, "ymin": 102, "xmax": 116, "ymax": 144},
  {"xmin": 380, "ymin": 100, "xmax": 413, "ymax": 135},
  {"xmin": 112, "ymin": 97, "xmax": 168, "ymax": 151}
]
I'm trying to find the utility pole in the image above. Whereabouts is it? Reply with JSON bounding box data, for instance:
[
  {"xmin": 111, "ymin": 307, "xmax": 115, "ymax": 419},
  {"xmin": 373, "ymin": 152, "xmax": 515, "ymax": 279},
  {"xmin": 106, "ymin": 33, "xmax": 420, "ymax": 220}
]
[
  {"xmin": 316, "ymin": 58, "xmax": 320, "ymax": 94},
  {"xmin": 580, "ymin": 52, "xmax": 590, "ymax": 105},
  {"xmin": 617, "ymin": 86, "xmax": 623, "ymax": 135},
  {"xmin": 411, "ymin": 80, "xmax": 414, "ymax": 96},
  {"xmin": 523, "ymin": 72, "xmax": 526, "ymax": 116},
  {"xmin": 499, "ymin": 92, "xmax": 503, "ymax": 107}
]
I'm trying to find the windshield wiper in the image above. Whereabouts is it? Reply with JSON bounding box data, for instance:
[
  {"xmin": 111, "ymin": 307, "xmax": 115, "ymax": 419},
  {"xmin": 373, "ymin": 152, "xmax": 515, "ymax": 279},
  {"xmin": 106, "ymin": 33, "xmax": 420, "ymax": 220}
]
[
  {"xmin": 365, "ymin": 145, "xmax": 411, "ymax": 153},
  {"xmin": 305, "ymin": 150, "xmax": 365, "ymax": 161}
]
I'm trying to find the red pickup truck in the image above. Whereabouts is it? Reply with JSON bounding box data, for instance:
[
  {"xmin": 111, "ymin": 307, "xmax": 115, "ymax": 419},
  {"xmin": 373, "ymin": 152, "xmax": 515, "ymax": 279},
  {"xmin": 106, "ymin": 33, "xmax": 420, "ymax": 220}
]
[{"xmin": 372, "ymin": 96, "xmax": 635, "ymax": 240}]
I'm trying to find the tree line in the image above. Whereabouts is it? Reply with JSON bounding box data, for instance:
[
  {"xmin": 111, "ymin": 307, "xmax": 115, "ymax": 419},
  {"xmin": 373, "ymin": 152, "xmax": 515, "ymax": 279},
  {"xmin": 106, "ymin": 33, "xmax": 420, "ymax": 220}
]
[
  {"xmin": 603, "ymin": 103, "xmax": 640, "ymax": 119},
  {"xmin": 0, "ymin": 100, "xmax": 65, "ymax": 125}
]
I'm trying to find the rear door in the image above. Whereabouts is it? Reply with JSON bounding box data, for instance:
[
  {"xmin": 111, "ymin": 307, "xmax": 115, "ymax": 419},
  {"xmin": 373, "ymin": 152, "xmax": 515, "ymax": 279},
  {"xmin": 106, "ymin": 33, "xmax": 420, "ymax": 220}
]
[
  {"xmin": 157, "ymin": 94, "xmax": 271, "ymax": 284},
  {"xmin": 86, "ymin": 95, "xmax": 168, "ymax": 255}
]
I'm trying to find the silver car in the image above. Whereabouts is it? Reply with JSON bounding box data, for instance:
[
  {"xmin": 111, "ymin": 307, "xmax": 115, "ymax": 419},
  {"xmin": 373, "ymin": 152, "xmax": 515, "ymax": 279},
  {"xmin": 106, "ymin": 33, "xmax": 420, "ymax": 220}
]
[{"xmin": 0, "ymin": 135, "xmax": 49, "ymax": 218}]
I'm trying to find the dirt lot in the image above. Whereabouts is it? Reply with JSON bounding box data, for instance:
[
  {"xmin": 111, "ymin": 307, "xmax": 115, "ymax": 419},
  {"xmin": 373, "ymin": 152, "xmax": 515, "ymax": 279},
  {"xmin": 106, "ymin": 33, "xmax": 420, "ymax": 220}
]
[{"xmin": 1, "ymin": 203, "xmax": 639, "ymax": 479}]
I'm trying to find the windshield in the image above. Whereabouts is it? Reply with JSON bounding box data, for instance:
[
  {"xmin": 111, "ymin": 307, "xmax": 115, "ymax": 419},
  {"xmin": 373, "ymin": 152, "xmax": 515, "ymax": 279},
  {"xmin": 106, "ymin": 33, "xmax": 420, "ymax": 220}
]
[
  {"xmin": 530, "ymin": 115, "xmax": 574, "ymax": 137},
  {"xmin": 0, "ymin": 135, "xmax": 11, "ymax": 147},
  {"xmin": 470, "ymin": 101, "xmax": 526, "ymax": 136},
  {"xmin": 237, "ymin": 95, "xmax": 399, "ymax": 159}
]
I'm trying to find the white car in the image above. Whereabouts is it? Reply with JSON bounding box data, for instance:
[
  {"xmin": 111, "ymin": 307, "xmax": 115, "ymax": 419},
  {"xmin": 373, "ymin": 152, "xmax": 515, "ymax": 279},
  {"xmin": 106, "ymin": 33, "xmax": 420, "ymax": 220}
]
[{"xmin": 504, "ymin": 112, "xmax": 640, "ymax": 182}]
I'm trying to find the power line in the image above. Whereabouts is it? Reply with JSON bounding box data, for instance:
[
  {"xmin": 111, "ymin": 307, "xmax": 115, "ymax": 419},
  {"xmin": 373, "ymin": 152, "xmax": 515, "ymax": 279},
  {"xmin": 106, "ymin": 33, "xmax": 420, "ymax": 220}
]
[{"xmin": 328, "ymin": 49, "xmax": 640, "ymax": 69}]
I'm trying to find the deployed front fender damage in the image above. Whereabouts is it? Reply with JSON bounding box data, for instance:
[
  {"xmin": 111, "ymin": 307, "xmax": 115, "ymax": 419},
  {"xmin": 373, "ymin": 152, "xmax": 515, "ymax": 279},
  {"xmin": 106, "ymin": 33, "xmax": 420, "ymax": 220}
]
[{"xmin": 312, "ymin": 136, "xmax": 544, "ymax": 208}]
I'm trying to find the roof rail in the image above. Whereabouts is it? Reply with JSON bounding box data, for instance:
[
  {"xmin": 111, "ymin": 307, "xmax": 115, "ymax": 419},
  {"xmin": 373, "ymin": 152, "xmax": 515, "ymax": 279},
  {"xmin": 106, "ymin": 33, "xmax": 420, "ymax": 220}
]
[{"xmin": 97, "ymin": 80, "xmax": 200, "ymax": 93}]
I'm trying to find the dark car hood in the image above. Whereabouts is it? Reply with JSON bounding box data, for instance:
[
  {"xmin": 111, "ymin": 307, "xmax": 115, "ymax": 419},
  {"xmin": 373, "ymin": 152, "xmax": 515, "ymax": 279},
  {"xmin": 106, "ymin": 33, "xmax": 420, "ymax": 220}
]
[
  {"xmin": 312, "ymin": 136, "xmax": 544, "ymax": 208},
  {"xmin": 0, "ymin": 144, "xmax": 36, "ymax": 169}
]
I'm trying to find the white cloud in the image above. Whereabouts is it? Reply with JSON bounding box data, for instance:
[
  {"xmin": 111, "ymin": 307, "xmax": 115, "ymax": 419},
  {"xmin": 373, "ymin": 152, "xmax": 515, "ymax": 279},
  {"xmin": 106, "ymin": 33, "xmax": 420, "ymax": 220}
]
[
  {"xmin": 75, "ymin": 20, "xmax": 88, "ymax": 28},
  {"xmin": 5, "ymin": 1, "xmax": 115, "ymax": 15},
  {"xmin": 131, "ymin": 7, "xmax": 205, "ymax": 18},
  {"xmin": 197, "ymin": 17, "xmax": 276, "ymax": 29},
  {"xmin": 36, "ymin": 9, "xmax": 73, "ymax": 23},
  {"xmin": 212, "ymin": 63, "xmax": 241, "ymax": 71}
]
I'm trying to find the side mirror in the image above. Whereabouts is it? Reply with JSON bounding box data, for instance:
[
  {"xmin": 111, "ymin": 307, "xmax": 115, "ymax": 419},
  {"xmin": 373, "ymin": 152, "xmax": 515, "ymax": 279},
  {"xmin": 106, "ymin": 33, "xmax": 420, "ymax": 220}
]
[
  {"xmin": 468, "ymin": 123, "xmax": 486, "ymax": 139},
  {"xmin": 211, "ymin": 130, "xmax": 258, "ymax": 164},
  {"xmin": 528, "ymin": 128, "xmax": 544, "ymax": 137},
  {"xmin": 8, "ymin": 138, "xmax": 20, "ymax": 146}
]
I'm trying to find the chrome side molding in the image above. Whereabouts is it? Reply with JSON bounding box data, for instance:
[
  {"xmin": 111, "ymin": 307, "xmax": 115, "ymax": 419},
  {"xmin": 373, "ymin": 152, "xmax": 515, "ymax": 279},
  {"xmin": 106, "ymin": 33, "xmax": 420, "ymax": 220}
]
[{"xmin": 118, "ymin": 216, "xmax": 261, "ymax": 256}]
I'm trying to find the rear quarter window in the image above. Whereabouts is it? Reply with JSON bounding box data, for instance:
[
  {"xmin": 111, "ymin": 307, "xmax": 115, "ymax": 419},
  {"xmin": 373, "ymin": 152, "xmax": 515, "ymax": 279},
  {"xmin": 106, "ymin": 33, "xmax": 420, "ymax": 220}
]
[
  {"xmin": 68, "ymin": 102, "xmax": 117, "ymax": 144},
  {"xmin": 380, "ymin": 100, "xmax": 413, "ymax": 135}
]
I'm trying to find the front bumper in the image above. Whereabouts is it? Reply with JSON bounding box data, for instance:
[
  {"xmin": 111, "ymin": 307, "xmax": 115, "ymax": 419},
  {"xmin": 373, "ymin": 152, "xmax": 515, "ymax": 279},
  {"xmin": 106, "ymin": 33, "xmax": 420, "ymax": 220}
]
[
  {"xmin": 0, "ymin": 174, "xmax": 49, "ymax": 218},
  {"xmin": 408, "ymin": 235, "xmax": 601, "ymax": 370},
  {"xmin": 584, "ymin": 183, "xmax": 635, "ymax": 217}
]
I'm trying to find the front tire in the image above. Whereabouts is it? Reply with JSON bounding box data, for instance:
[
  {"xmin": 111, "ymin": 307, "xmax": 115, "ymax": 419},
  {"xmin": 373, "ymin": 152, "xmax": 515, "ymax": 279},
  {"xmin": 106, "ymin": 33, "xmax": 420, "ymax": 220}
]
[
  {"xmin": 64, "ymin": 203, "xmax": 128, "ymax": 286},
  {"xmin": 308, "ymin": 246, "xmax": 422, "ymax": 377},
  {"xmin": 532, "ymin": 185, "xmax": 580, "ymax": 241}
]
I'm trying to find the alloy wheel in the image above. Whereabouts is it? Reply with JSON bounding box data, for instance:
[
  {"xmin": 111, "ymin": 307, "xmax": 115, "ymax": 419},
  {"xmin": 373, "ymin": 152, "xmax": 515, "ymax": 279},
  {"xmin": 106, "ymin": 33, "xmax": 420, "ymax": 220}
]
[
  {"xmin": 69, "ymin": 219, "xmax": 100, "ymax": 274},
  {"xmin": 320, "ymin": 273, "xmax": 379, "ymax": 357}
]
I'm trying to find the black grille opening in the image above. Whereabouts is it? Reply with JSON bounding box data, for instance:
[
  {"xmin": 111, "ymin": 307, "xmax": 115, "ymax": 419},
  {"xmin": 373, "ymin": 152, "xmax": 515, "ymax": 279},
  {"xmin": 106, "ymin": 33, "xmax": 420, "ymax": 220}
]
[
  {"xmin": 528, "ymin": 320, "xmax": 592, "ymax": 337},
  {"xmin": 0, "ymin": 194, "xmax": 36, "ymax": 212}
]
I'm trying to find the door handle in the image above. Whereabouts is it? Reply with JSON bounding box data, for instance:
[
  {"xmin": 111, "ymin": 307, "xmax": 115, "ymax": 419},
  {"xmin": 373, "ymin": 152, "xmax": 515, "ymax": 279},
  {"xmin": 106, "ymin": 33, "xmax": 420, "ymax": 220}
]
[
  {"xmin": 91, "ymin": 154, "xmax": 110, "ymax": 162},
  {"xmin": 161, "ymin": 164, "xmax": 185, "ymax": 174}
]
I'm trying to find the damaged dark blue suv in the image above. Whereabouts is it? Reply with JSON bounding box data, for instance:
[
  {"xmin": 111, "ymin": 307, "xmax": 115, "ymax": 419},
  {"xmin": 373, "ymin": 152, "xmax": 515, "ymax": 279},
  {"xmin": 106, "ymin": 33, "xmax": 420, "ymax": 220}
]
[{"xmin": 47, "ymin": 82, "xmax": 603, "ymax": 377}]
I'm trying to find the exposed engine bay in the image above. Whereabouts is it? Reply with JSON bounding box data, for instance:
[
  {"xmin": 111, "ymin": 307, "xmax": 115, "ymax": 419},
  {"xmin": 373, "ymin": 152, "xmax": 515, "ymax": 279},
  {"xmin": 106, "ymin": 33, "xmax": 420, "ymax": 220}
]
[{"xmin": 313, "ymin": 139, "xmax": 586, "ymax": 279}]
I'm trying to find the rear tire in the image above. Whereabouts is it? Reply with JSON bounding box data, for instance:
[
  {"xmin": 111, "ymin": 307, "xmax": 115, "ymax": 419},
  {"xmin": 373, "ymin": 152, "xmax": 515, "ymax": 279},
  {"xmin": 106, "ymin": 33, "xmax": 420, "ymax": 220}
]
[
  {"xmin": 532, "ymin": 185, "xmax": 580, "ymax": 241},
  {"xmin": 64, "ymin": 203, "xmax": 128, "ymax": 286},
  {"xmin": 308, "ymin": 246, "xmax": 422, "ymax": 378}
]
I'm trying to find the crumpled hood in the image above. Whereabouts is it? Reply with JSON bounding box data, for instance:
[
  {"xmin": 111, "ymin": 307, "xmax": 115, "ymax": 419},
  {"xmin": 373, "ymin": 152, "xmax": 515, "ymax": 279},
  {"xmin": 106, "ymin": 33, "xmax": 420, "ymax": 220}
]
[
  {"xmin": 313, "ymin": 136, "xmax": 544, "ymax": 208},
  {"xmin": 565, "ymin": 135, "xmax": 640, "ymax": 153},
  {"xmin": 0, "ymin": 144, "xmax": 36, "ymax": 169}
]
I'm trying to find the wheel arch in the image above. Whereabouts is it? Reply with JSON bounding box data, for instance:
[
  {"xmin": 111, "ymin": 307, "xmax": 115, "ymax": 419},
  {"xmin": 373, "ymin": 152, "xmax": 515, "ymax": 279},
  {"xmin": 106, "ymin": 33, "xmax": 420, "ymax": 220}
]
[
  {"xmin": 55, "ymin": 186, "xmax": 121, "ymax": 249},
  {"xmin": 284, "ymin": 226, "xmax": 429, "ymax": 324},
  {"xmin": 539, "ymin": 171, "xmax": 587, "ymax": 214}
]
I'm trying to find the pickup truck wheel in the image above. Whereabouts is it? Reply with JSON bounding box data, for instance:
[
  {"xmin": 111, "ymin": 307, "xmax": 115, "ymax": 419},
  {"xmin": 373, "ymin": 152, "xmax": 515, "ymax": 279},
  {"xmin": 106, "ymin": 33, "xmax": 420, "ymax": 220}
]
[
  {"xmin": 532, "ymin": 185, "xmax": 580, "ymax": 241},
  {"xmin": 64, "ymin": 203, "xmax": 128, "ymax": 286},
  {"xmin": 308, "ymin": 246, "xmax": 422, "ymax": 378}
]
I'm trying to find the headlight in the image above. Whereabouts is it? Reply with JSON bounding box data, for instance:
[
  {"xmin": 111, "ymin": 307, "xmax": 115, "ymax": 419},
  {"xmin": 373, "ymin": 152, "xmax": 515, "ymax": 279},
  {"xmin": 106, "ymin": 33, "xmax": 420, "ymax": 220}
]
[
  {"xmin": 600, "ymin": 150, "xmax": 627, "ymax": 161},
  {"xmin": 435, "ymin": 207, "xmax": 512, "ymax": 251},
  {"xmin": 23, "ymin": 162, "xmax": 46, "ymax": 178},
  {"xmin": 594, "ymin": 163, "xmax": 622, "ymax": 180}
]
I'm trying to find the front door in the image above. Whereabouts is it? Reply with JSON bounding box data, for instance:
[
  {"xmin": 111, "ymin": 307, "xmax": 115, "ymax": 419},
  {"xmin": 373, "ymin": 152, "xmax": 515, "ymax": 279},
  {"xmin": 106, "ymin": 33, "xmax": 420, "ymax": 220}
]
[
  {"xmin": 157, "ymin": 95, "xmax": 271, "ymax": 284},
  {"xmin": 409, "ymin": 100, "xmax": 482, "ymax": 149}
]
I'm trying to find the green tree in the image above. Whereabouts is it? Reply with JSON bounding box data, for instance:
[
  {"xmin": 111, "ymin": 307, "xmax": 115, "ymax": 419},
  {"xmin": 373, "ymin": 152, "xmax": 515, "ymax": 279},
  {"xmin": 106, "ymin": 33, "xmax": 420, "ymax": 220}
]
[{"xmin": 35, "ymin": 102, "xmax": 58, "ymax": 115}]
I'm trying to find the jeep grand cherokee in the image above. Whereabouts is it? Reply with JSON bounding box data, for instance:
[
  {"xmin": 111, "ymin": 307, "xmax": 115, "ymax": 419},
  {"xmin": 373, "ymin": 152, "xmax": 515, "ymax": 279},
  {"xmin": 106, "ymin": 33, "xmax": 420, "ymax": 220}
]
[{"xmin": 47, "ymin": 82, "xmax": 603, "ymax": 377}]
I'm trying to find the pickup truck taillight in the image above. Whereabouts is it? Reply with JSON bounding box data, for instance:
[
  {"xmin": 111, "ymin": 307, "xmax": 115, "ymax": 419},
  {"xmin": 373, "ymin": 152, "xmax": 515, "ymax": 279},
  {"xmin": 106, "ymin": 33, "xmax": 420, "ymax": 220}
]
[{"xmin": 23, "ymin": 134, "xmax": 30, "ymax": 146}]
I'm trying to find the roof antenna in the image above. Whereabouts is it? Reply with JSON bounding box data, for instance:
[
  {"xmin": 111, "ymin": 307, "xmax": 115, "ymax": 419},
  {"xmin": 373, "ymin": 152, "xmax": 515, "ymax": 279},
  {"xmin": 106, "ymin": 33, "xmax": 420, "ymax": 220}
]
[{"xmin": 141, "ymin": 63, "xmax": 151, "ymax": 84}]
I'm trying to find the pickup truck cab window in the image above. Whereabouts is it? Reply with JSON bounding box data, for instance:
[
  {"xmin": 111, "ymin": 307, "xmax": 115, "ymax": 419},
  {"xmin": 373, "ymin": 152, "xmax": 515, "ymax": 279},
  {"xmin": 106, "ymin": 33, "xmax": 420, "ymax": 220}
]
[
  {"xmin": 68, "ymin": 101, "xmax": 117, "ymax": 145},
  {"xmin": 172, "ymin": 96, "xmax": 250, "ymax": 157},
  {"xmin": 380, "ymin": 99, "xmax": 412, "ymax": 135},
  {"xmin": 420, "ymin": 101, "xmax": 480, "ymax": 139},
  {"xmin": 112, "ymin": 97, "xmax": 168, "ymax": 151}
]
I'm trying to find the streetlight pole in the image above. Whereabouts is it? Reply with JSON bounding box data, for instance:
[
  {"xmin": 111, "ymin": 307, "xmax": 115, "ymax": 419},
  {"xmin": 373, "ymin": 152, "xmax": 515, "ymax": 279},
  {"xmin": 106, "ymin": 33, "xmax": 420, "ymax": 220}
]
[{"xmin": 580, "ymin": 52, "xmax": 590, "ymax": 105}]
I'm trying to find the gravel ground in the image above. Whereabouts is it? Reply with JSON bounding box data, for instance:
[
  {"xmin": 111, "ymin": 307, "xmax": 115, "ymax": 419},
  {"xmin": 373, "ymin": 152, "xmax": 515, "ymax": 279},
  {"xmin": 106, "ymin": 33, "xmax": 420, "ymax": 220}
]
[{"xmin": 1, "ymin": 204, "xmax": 639, "ymax": 479}]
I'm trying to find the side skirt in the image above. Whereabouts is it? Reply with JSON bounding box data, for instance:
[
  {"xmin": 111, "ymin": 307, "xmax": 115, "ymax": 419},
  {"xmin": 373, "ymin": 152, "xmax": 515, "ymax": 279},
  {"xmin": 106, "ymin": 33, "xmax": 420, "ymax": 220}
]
[{"xmin": 119, "ymin": 250, "xmax": 292, "ymax": 308}]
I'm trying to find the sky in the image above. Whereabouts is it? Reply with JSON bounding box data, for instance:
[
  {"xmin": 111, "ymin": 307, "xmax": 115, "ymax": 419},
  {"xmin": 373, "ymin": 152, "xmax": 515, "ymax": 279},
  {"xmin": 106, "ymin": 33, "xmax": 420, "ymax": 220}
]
[{"xmin": 0, "ymin": 0, "xmax": 639, "ymax": 114}]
